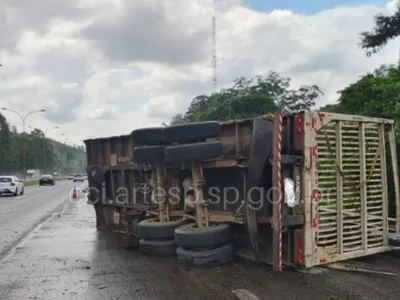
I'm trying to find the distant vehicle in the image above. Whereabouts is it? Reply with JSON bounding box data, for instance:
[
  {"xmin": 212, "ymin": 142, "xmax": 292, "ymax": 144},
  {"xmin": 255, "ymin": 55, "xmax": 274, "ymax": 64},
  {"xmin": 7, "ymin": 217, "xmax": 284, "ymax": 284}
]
[
  {"xmin": 73, "ymin": 174, "xmax": 84, "ymax": 182},
  {"xmin": 67, "ymin": 174, "xmax": 74, "ymax": 180},
  {"xmin": 83, "ymin": 174, "xmax": 88, "ymax": 180},
  {"xmin": 26, "ymin": 169, "xmax": 40, "ymax": 179},
  {"xmin": 39, "ymin": 174, "xmax": 55, "ymax": 186},
  {"xmin": 0, "ymin": 176, "xmax": 24, "ymax": 196}
]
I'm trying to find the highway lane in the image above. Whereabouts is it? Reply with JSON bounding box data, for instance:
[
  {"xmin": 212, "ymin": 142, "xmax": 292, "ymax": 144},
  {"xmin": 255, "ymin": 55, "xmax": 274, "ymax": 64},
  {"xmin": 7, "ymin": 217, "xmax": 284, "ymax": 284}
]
[
  {"xmin": 0, "ymin": 180, "xmax": 86, "ymax": 257},
  {"xmin": 0, "ymin": 200, "xmax": 344, "ymax": 300}
]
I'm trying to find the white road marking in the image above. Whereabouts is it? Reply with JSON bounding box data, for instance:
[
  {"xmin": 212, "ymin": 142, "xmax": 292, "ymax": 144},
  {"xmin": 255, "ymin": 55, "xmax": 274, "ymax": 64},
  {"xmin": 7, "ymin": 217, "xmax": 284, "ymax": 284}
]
[{"xmin": 232, "ymin": 289, "xmax": 261, "ymax": 300}]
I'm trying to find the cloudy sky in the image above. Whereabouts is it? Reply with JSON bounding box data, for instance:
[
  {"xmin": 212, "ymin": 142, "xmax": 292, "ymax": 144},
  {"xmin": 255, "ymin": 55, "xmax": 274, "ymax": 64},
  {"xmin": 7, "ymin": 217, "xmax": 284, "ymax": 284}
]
[{"xmin": 0, "ymin": 0, "xmax": 399, "ymax": 145}]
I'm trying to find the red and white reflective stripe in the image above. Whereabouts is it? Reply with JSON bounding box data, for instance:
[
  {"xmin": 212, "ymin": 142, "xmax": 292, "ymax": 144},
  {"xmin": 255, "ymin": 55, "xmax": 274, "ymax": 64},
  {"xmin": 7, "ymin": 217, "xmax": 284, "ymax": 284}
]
[{"xmin": 277, "ymin": 112, "xmax": 283, "ymax": 271}]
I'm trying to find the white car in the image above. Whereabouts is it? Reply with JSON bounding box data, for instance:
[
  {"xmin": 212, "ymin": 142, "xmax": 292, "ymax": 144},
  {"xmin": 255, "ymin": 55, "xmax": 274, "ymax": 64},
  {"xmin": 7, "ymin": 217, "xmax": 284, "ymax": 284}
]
[
  {"xmin": 73, "ymin": 174, "xmax": 84, "ymax": 182},
  {"xmin": 0, "ymin": 176, "xmax": 24, "ymax": 196}
]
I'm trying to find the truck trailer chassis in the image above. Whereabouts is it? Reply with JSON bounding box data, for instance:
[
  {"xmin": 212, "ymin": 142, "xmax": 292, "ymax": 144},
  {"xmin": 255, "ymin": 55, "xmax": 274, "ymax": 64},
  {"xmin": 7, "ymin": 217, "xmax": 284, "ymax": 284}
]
[{"xmin": 84, "ymin": 111, "xmax": 400, "ymax": 269}]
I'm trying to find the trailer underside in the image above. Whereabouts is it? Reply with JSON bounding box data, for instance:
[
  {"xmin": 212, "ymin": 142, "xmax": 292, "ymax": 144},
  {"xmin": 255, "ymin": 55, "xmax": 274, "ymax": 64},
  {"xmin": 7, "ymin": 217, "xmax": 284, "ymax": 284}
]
[{"xmin": 84, "ymin": 111, "xmax": 400, "ymax": 269}]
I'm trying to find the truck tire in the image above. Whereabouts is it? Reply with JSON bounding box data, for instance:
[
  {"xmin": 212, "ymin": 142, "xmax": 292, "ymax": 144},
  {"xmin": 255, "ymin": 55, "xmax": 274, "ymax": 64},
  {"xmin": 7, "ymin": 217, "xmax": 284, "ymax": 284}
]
[
  {"xmin": 133, "ymin": 145, "xmax": 166, "ymax": 162},
  {"xmin": 164, "ymin": 121, "xmax": 221, "ymax": 143},
  {"xmin": 176, "ymin": 244, "xmax": 235, "ymax": 267},
  {"xmin": 174, "ymin": 223, "xmax": 232, "ymax": 249},
  {"xmin": 132, "ymin": 127, "xmax": 165, "ymax": 145},
  {"xmin": 389, "ymin": 233, "xmax": 400, "ymax": 247},
  {"xmin": 139, "ymin": 239, "xmax": 177, "ymax": 256},
  {"xmin": 138, "ymin": 218, "xmax": 190, "ymax": 239},
  {"xmin": 164, "ymin": 141, "xmax": 223, "ymax": 163}
]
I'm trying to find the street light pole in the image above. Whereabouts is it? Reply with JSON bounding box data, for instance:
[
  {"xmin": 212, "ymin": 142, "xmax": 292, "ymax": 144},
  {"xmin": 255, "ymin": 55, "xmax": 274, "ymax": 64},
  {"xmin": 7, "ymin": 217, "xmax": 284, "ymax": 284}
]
[{"xmin": 1, "ymin": 107, "xmax": 46, "ymax": 179}]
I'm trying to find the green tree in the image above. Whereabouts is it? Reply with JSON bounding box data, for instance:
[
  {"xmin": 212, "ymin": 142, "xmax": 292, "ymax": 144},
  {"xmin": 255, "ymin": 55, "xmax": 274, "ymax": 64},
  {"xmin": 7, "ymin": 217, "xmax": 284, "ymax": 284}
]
[
  {"xmin": 360, "ymin": 3, "xmax": 400, "ymax": 55},
  {"xmin": 320, "ymin": 64, "xmax": 400, "ymax": 122},
  {"xmin": 0, "ymin": 113, "xmax": 16, "ymax": 173},
  {"xmin": 171, "ymin": 71, "xmax": 322, "ymax": 124},
  {"xmin": 0, "ymin": 113, "xmax": 86, "ymax": 176},
  {"xmin": 319, "ymin": 64, "xmax": 400, "ymax": 217},
  {"xmin": 170, "ymin": 113, "xmax": 186, "ymax": 125}
]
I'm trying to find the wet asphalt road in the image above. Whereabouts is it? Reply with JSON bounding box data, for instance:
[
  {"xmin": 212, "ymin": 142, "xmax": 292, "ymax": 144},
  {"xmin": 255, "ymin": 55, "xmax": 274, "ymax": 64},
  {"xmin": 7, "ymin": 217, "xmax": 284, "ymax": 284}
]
[
  {"xmin": 0, "ymin": 180, "xmax": 78, "ymax": 257},
  {"xmin": 0, "ymin": 182, "xmax": 400, "ymax": 299}
]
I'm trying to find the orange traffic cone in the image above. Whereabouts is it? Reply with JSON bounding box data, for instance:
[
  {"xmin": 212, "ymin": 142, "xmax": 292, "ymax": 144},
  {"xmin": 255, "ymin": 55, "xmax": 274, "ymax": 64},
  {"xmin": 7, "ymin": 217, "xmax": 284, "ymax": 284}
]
[{"xmin": 72, "ymin": 187, "xmax": 78, "ymax": 200}]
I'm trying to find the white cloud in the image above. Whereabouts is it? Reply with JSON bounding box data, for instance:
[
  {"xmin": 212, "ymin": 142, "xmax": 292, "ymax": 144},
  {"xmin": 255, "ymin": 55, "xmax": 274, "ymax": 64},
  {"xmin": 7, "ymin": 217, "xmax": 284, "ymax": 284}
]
[{"xmin": 0, "ymin": 0, "xmax": 399, "ymax": 146}]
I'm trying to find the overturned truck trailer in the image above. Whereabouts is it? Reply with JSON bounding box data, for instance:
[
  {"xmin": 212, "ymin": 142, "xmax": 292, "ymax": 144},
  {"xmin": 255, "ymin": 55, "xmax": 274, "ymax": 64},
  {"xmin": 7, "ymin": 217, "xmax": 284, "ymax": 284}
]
[{"xmin": 84, "ymin": 111, "xmax": 400, "ymax": 268}]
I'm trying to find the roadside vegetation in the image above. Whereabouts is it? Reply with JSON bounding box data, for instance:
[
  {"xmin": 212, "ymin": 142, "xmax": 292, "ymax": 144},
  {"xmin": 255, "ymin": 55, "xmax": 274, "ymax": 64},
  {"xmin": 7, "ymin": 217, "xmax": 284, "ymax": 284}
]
[
  {"xmin": 0, "ymin": 113, "xmax": 86, "ymax": 176},
  {"xmin": 169, "ymin": 71, "xmax": 323, "ymax": 124}
]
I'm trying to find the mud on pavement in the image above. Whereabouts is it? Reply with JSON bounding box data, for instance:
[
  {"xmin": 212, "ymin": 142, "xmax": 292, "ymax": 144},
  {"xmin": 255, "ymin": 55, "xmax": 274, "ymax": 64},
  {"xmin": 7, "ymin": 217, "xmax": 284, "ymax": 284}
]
[{"xmin": 0, "ymin": 201, "xmax": 400, "ymax": 300}]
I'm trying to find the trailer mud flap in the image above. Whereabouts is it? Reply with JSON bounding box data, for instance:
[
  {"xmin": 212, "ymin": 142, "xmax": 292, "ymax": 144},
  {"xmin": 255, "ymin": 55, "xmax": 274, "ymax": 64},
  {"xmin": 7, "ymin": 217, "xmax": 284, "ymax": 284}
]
[{"xmin": 245, "ymin": 117, "xmax": 273, "ymax": 258}]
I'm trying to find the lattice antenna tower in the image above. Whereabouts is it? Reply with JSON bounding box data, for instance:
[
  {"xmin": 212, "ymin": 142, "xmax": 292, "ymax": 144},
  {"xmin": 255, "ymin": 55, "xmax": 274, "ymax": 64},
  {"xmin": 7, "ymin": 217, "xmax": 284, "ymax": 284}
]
[{"xmin": 212, "ymin": 0, "xmax": 217, "ymax": 94}]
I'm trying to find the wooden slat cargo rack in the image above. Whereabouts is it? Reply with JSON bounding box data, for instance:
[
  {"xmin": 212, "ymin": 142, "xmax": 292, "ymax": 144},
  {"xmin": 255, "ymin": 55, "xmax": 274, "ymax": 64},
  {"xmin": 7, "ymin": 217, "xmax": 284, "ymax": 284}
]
[{"xmin": 83, "ymin": 111, "xmax": 400, "ymax": 269}]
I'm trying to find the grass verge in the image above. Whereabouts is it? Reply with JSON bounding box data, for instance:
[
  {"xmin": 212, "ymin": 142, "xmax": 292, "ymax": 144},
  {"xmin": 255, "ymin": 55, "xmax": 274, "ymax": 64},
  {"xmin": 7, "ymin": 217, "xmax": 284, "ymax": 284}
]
[{"xmin": 24, "ymin": 180, "xmax": 39, "ymax": 187}]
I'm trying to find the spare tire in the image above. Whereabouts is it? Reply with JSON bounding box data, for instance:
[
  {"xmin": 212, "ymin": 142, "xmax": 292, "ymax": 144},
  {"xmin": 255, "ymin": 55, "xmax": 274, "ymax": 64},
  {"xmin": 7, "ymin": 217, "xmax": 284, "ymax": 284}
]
[
  {"xmin": 133, "ymin": 145, "xmax": 166, "ymax": 162},
  {"xmin": 132, "ymin": 127, "xmax": 165, "ymax": 145},
  {"xmin": 174, "ymin": 223, "xmax": 232, "ymax": 249},
  {"xmin": 165, "ymin": 141, "xmax": 223, "ymax": 163},
  {"xmin": 164, "ymin": 121, "xmax": 221, "ymax": 143},
  {"xmin": 139, "ymin": 239, "xmax": 177, "ymax": 256},
  {"xmin": 138, "ymin": 217, "xmax": 190, "ymax": 239},
  {"xmin": 176, "ymin": 244, "xmax": 235, "ymax": 267},
  {"xmin": 389, "ymin": 233, "xmax": 400, "ymax": 247}
]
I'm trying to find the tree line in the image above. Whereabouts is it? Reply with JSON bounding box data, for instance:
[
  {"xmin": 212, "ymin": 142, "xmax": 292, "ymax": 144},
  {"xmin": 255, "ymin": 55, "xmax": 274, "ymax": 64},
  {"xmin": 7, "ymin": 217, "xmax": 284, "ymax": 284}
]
[
  {"xmin": 170, "ymin": 71, "xmax": 323, "ymax": 125},
  {"xmin": 0, "ymin": 113, "xmax": 86, "ymax": 176}
]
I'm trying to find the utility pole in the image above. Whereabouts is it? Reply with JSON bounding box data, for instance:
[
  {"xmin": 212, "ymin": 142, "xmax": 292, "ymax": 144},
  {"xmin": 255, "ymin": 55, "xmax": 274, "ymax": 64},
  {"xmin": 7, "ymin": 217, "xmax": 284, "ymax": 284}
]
[
  {"xmin": 212, "ymin": 0, "xmax": 217, "ymax": 94},
  {"xmin": 1, "ymin": 107, "xmax": 46, "ymax": 179}
]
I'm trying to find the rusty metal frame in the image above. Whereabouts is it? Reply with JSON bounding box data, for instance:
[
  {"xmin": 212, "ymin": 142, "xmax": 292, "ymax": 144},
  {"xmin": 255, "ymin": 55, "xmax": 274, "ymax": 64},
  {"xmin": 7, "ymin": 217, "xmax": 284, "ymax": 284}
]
[
  {"xmin": 302, "ymin": 111, "xmax": 317, "ymax": 267},
  {"xmin": 191, "ymin": 163, "xmax": 209, "ymax": 227},
  {"xmin": 155, "ymin": 162, "xmax": 168, "ymax": 222}
]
